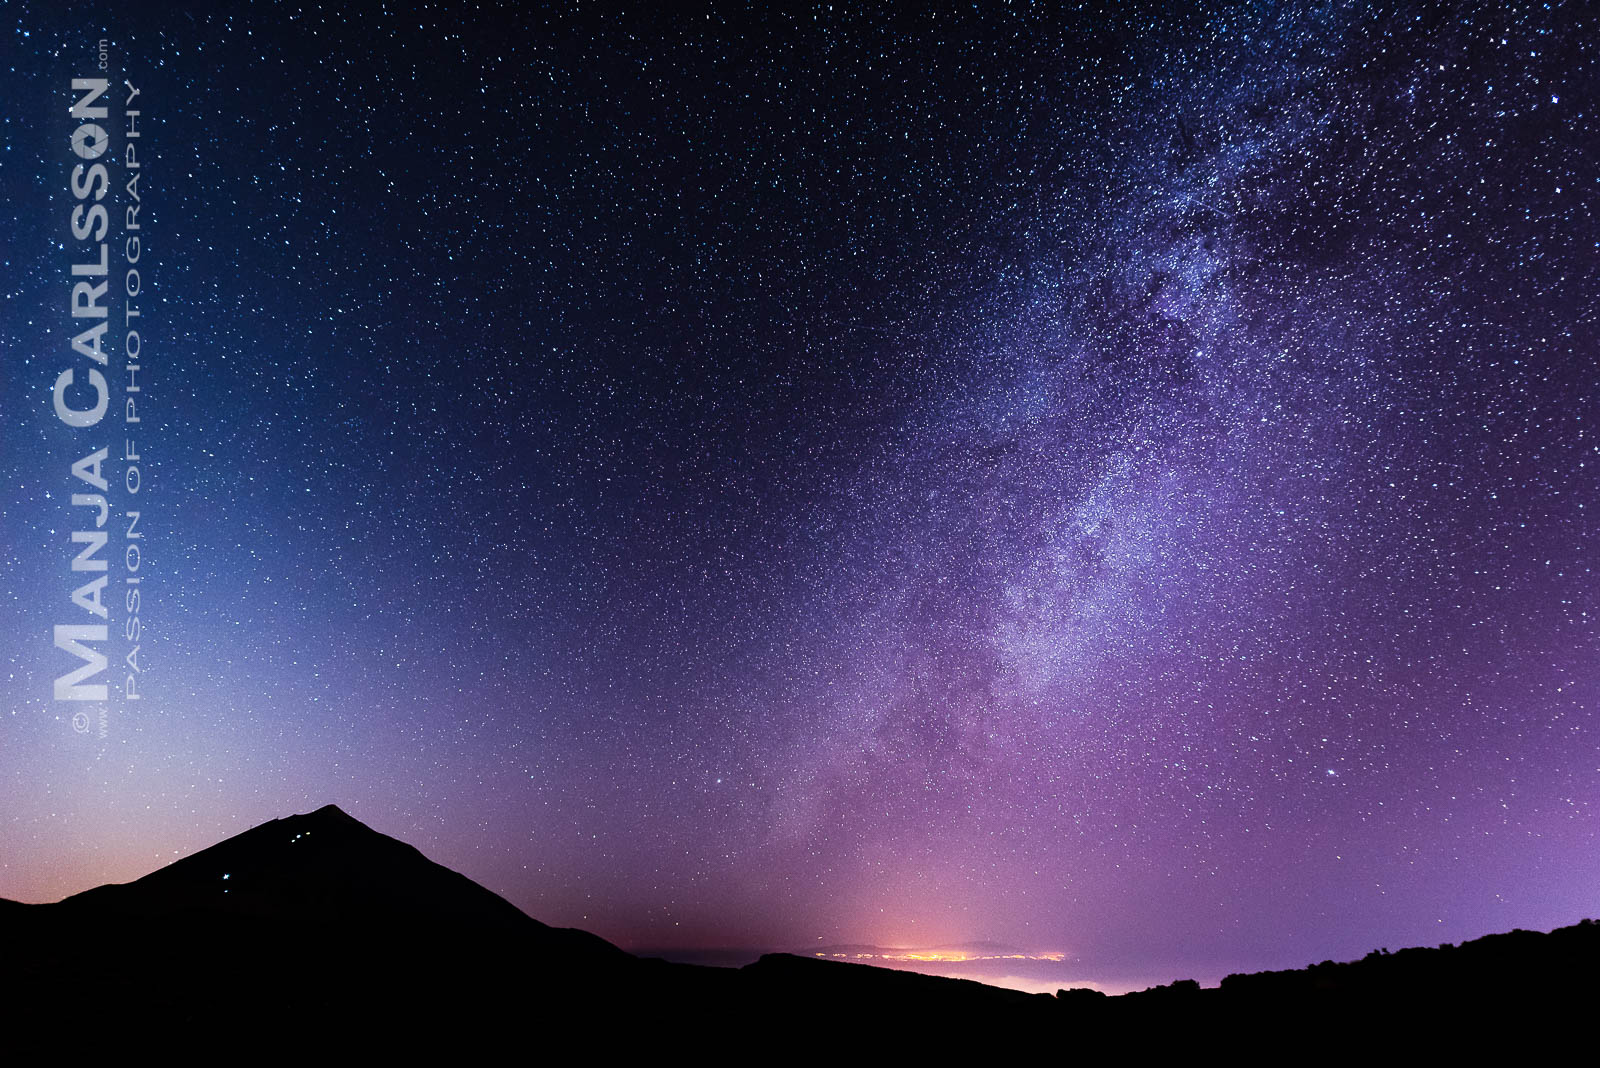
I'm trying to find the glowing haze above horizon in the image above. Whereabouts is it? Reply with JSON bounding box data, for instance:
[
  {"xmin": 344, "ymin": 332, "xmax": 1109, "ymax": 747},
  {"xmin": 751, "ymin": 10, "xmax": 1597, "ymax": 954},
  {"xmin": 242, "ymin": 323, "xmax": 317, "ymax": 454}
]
[{"xmin": 2, "ymin": 2, "xmax": 1596, "ymax": 990}]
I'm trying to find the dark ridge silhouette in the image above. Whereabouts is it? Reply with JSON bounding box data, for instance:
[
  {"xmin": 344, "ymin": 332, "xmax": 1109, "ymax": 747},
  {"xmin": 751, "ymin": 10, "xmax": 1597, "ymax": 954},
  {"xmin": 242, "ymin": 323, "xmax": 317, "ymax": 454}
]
[
  {"xmin": 3, "ymin": 806, "xmax": 1595, "ymax": 1049},
  {"xmin": 743, "ymin": 951, "xmax": 1054, "ymax": 1015},
  {"xmin": 49, "ymin": 803, "xmax": 618, "ymax": 959}
]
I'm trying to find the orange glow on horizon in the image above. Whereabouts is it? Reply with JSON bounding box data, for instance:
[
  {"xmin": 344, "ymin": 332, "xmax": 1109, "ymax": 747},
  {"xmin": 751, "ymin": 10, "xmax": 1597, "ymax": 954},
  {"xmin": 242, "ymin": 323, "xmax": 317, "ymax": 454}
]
[{"xmin": 812, "ymin": 949, "xmax": 1068, "ymax": 964}]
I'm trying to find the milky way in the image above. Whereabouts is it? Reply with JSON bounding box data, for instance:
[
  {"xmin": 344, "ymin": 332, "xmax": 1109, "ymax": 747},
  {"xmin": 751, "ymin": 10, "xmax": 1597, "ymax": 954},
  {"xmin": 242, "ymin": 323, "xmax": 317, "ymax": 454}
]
[{"xmin": 2, "ymin": 3, "xmax": 1596, "ymax": 987}]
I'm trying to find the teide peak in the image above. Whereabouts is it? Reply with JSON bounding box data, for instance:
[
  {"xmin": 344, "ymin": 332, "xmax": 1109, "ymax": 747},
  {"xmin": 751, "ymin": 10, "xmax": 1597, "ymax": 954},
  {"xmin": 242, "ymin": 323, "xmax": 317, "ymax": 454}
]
[
  {"xmin": 53, "ymin": 803, "xmax": 614, "ymax": 952},
  {"xmin": 3, "ymin": 805, "xmax": 637, "ymax": 1038}
]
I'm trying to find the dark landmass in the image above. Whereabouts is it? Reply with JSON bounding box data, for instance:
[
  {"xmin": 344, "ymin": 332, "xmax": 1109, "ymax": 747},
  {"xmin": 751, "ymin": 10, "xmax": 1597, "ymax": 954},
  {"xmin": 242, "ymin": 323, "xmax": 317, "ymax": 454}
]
[{"xmin": 3, "ymin": 805, "xmax": 1593, "ymax": 1049}]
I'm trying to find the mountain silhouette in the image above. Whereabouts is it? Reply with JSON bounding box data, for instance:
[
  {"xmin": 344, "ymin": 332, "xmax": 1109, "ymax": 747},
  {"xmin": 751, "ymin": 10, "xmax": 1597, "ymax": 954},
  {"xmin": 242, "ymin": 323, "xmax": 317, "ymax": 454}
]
[
  {"xmin": 3, "ymin": 805, "xmax": 1595, "ymax": 1049},
  {"xmin": 1, "ymin": 805, "xmax": 643, "ymax": 1041},
  {"xmin": 52, "ymin": 803, "xmax": 620, "ymax": 960}
]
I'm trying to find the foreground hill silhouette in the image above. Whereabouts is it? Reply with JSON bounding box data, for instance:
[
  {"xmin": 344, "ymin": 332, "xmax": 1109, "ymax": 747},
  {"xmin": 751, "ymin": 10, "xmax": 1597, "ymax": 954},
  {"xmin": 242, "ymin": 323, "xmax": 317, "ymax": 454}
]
[{"xmin": 3, "ymin": 805, "xmax": 1595, "ymax": 1048}]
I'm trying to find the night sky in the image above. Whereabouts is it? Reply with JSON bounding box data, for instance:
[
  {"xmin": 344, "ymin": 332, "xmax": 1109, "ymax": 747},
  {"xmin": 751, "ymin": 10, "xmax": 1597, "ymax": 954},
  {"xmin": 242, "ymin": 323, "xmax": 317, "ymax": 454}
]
[{"xmin": 2, "ymin": 2, "xmax": 1597, "ymax": 992}]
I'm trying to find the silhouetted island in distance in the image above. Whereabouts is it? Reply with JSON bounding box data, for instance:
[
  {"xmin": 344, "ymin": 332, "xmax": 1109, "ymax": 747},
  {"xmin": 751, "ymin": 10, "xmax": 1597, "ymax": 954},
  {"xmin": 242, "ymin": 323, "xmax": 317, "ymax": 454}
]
[{"xmin": 3, "ymin": 804, "xmax": 1593, "ymax": 1049}]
